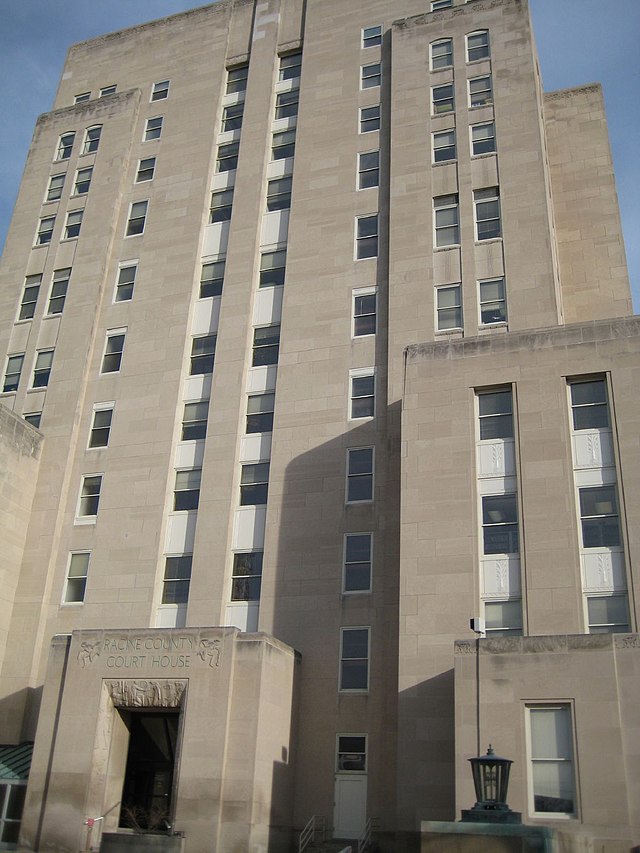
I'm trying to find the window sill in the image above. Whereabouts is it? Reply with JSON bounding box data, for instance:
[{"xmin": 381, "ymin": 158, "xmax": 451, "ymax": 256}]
[
  {"xmin": 60, "ymin": 237, "xmax": 79, "ymax": 244},
  {"xmin": 478, "ymin": 322, "xmax": 508, "ymax": 330},
  {"xmin": 435, "ymin": 329, "xmax": 463, "ymax": 337},
  {"xmin": 469, "ymin": 102, "xmax": 494, "ymax": 110},
  {"xmin": 475, "ymin": 237, "xmax": 502, "ymax": 246},
  {"xmin": 42, "ymin": 199, "xmax": 61, "ymax": 207},
  {"xmin": 471, "ymin": 151, "xmax": 497, "ymax": 160},
  {"xmin": 432, "ymin": 159, "xmax": 457, "ymax": 167},
  {"xmin": 74, "ymin": 517, "xmax": 97, "ymax": 526},
  {"xmin": 346, "ymin": 500, "xmax": 374, "ymax": 506},
  {"xmin": 433, "ymin": 244, "xmax": 460, "ymax": 252},
  {"xmin": 60, "ymin": 602, "xmax": 84, "ymax": 608}
]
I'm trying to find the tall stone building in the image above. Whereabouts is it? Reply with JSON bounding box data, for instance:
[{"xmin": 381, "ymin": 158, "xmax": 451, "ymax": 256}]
[{"xmin": 0, "ymin": 0, "xmax": 638, "ymax": 851}]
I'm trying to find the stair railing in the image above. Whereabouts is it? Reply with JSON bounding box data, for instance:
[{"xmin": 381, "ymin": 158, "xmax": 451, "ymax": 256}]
[
  {"xmin": 357, "ymin": 816, "xmax": 378, "ymax": 853},
  {"xmin": 299, "ymin": 814, "xmax": 326, "ymax": 853}
]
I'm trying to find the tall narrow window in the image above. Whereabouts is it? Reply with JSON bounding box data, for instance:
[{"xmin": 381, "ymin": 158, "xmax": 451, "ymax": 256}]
[
  {"xmin": 210, "ymin": 189, "xmax": 233, "ymax": 223},
  {"xmin": 200, "ymin": 259, "xmax": 225, "ymax": 298},
  {"xmin": 64, "ymin": 552, "xmax": 90, "ymax": 603},
  {"xmin": 357, "ymin": 151, "xmax": 379, "ymax": 189},
  {"xmin": 353, "ymin": 289, "xmax": 376, "ymax": 337},
  {"xmin": 271, "ymin": 129, "xmax": 296, "ymax": 161},
  {"xmin": 231, "ymin": 552, "xmax": 263, "ymax": 600},
  {"xmin": 359, "ymin": 105, "xmax": 380, "ymax": 133},
  {"xmin": 578, "ymin": 485, "xmax": 620, "ymax": 548},
  {"xmin": 482, "ymin": 494, "xmax": 518, "ymax": 554},
  {"xmin": 190, "ymin": 335, "xmax": 216, "ymax": 375},
  {"xmin": 347, "ymin": 448, "xmax": 374, "ymax": 503},
  {"xmin": 339, "ymin": 627, "xmax": 369, "ymax": 691},
  {"xmin": 356, "ymin": 215, "xmax": 378, "ymax": 259},
  {"xmin": 89, "ymin": 405, "xmax": 114, "ymax": 448},
  {"xmin": 32, "ymin": 350, "xmax": 54, "ymax": 388},
  {"xmin": 115, "ymin": 263, "xmax": 137, "ymax": 302},
  {"xmin": 474, "ymin": 187, "xmax": 501, "ymax": 240},
  {"xmin": 569, "ymin": 380, "xmax": 609, "ymax": 430},
  {"xmin": 279, "ymin": 52, "xmax": 302, "ymax": 82},
  {"xmin": 144, "ymin": 116, "xmax": 163, "ymax": 141},
  {"xmin": 174, "ymin": 469, "xmax": 201, "ymax": 511},
  {"xmin": 36, "ymin": 216, "xmax": 55, "ymax": 245},
  {"xmin": 266, "ymin": 177, "xmax": 292, "ymax": 211},
  {"xmin": 478, "ymin": 389, "xmax": 513, "ymax": 440},
  {"xmin": 18, "ymin": 275, "xmax": 41, "ymax": 320},
  {"xmin": 469, "ymin": 75, "xmax": 493, "ymax": 107},
  {"xmin": 221, "ymin": 103, "xmax": 244, "ymax": 132},
  {"xmin": 3, "ymin": 354, "xmax": 25, "ymax": 393},
  {"xmin": 432, "ymin": 129, "xmax": 456, "ymax": 163},
  {"xmin": 259, "ymin": 249, "xmax": 286, "ymax": 287},
  {"xmin": 74, "ymin": 167, "xmax": 92, "ymax": 195},
  {"xmin": 430, "ymin": 38, "xmax": 453, "ymax": 70},
  {"xmin": 361, "ymin": 63, "xmax": 381, "ymax": 89},
  {"xmin": 436, "ymin": 284, "xmax": 462, "ymax": 331},
  {"xmin": 479, "ymin": 277, "xmax": 507, "ymax": 325},
  {"xmin": 528, "ymin": 706, "xmax": 576, "ymax": 816},
  {"xmin": 126, "ymin": 201, "xmax": 148, "ymax": 236},
  {"xmin": 135, "ymin": 157, "xmax": 156, "ymax": 182},
  {"xmin": 82, "ymin": 125, "xmax": 102, "ymax": 154},
  {"xmin": 240, "ymin": 463, "xmax": 270, "ymax": 505},
  {"xmin": 56, "ymin": 132, "xmax": 75, "ymax": 160},
  {"xmin": 151, "ymin": 80, "xmax": 170, "ymax": 101},
  {"xmin": 246, "ymin": 392, "xmax": 275, "ymax": 433},
  {"xmin": 162, "ymin": 556, "xmax": 192, "ymax": 604},
  {"xmin": 362, "ymin": 26, "xmax": 382, "ymax": 48},
  {"xmin": 344, "ymin": 533, "xmax": 372, "ymax": 593},
  {"xmin": 226, "ymin": 64, "xmax": 248, "ymax": 95},
  {"xmin": 432, "ymin": 83, "xmax": 454, "ymax": 115},
  {"xmin": 101, "ymin": 330, "xmax": 126, "ymax": 374},
  {"xmin": 350, "ymin": 371, "xmax": 375, "ymax": 419},
  {"xmin": 78, "ymin": 474, "xmax": 102, "ymax": 518},
  {"xmin": 252, "ymin": 325, "xmax": 280, "ymax": 366},
  {"xmin": 471, "ymin": 122, "xmax": 496, "ymax": 155},
  {"xmin": 275, "ymin": 91, "xmax": 298, "ymax": 120},
  {"xmin": 434, "ymin": 194, "xmax": 459, "ymax": 246},
  {"xmin": 467, "ymin": 30, "xmax": 490, "ymax": 62},
  {"xmin": 587, "ymin": 595, "xmax": 629, "ymax": 634},
  {"xmin": 64, "ymin": 210, "xmax": 83, "ymax": 239},
  {"xmin": 46, "ymin": 174, "xmax": 65, "ymax": 202},
  {"xmin": 181, "ymin": 401, "xmax": 209, "ymax": 441},
  {"xmin": 216, "ymin": 141, "xmax": 239, "ymax": 172},
  {"xmin": 48, "ymin": 268, "xmax": 71, "ymax": 315}
]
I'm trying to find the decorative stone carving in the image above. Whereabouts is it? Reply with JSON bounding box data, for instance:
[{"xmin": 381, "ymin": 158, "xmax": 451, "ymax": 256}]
[
  {"xmin": 614, "ymin": 635, "xmax": 640, "ymax": 649},
  {"xmin": 78, "ymin": 639, "xmax": 103, "ymax": 667},
  {"xmin": 106, "ymin": 679, "xmax": 187, "ymax": 708},
  {"xmin": 197, "ymin": 638, "xmax": 221, "ymax": 668}
]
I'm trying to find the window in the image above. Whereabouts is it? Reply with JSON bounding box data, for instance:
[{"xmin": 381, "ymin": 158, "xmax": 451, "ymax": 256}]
[
  {"xmin": 478, "ymin": 389, "xmax": 513, "ymax": 440},
  {"xmin": 144, "ymin": 116, "xmax": 163, "ymax": 141},
  {"xmin": 275, "ymin": 91, "xmax": 298, "ymax": 120},
  {"xmin": 36, "ymin": 216, "xmax": 55, "ymax": 245},
  {"xmin": 482, "ymin": 494, "xmax": 519, "ymax": 554},
  {"xmin": 344, "ymin": 533, "xmax": 372, "ymax": 593},
  {"xmin": 210, "ymin": 189, "xmax": 233, "ymax": 223},
  {"xmin": 174, "ymin": 469, "xmax": 201, "ymax": 511},
  {"xmin": 75, "ymin": 92, "xmax": 91, "ymax": 104},
  {"xmin": 569, "ymin": 380, "xmax": 609, "ymax": 430},
  {"xmin": 279, "ymin": 52, "xmax": 302, "ymax": 82},
  {"xmin": 200, "ymin": 259, "xmax": 225, "ymax": 298},
  {"xmin": 353, "ymin": 289, "xmax": 376, "ymax": 337},
  {"xmin": 350, "ymin": 371, "xmax": 375, "ymax": 419},
  {"xmin": 162, "ymin": 556, "xmax": 192, "ymax": 604},
  {"xmin": 46, "ymin": 174, "xmax": 65, "ymax": 202},
  {"xmin": 266, "ymin": 176, "xmax": 292, "ymax": 211},
  {"xmin": 360, "ymin": 105, "xmax": 380, "ymax": 133},
  {"xmin": 181, "ymin": 401, "xmax": 209, "ymax": 441},
  {"xmin": 23, "ymin": 412, "xmax": 42, "ymax": 428},
  {"xmin": 82, "ymin": 125, "xmax": 102, "ymax": 154},
  {"xmin": 432, "ymin": 83, "xmax": 454, "ymax": 115},
  {"xmin": 115, "ymin": 263, "xmax": 137, "ymax": 302},
  {"xmin": 74, "ymin": 167, "xmax": 92, "ymax": 195},
  {"xmin": 362, "ymin": 26, "xmax": 382, "ymax": 48},
  {"xmin": 434, "ymin": 194, "xmax": 459, "ymax": 246},
  {"xmin": 0, "ymin": 781, "xmax": 27, "ymax": 846},
  {"xmin": 32, "ymin": 350, "xmax": 54, "ymax": 388},
  {"xmin": 433, "ymin": 129, "xmax": 456, "ymax": 163},
  {"xmin": 89, "ymin": 405, "xmax": 113, "ymax": 448},
  {"xmin": 3, "ymin": 354, "xmax": 24, "ymax": 393},
  {"xmin": 479, "ymin": 277, "xmax": 507, "ymax": 325},
  {"xmin": 64, "ymin": 553, "xmax": 90, "ymax": 603},
  {"xmin": 246, "ymin": 392, "xmax": 275, "ymax": 433},
  {"xmin": 101, "ymin": 330, "xmax": 126, "ymax": 374},
  {"xmin": 579, "ymin": 485, "xmax": 620, "ymax": 548},
  {"xmin": 100, "ymin": 85, "xmax": 116, "ymax": 96},
  {"xmin": 469, "ymin": 74, "xmax": 493, "ymax": 107},
  {"xmin": 430, "ymin": 38, "xmax": 453, "ymax": 70},
  {"xmin": 356, "ymin": 214, "xmax": 378, "ymax": 259},
  {"xmin": 252, "ymin": 325, "xmax": 280, "ymax": 366},
  {"xmin": 231, "ymin": 552, "xmax": 263, "ymax": 600},
  {"xmin": 64, "ymin": 209, "xmax": 83, "ymax": 239},
  {"xmin": 216, "ymin": 141, "xmax": 239, "ymax": 172},
  {"xmin": 135, "ymin": 157, "xmax": 156, "ymax": 182},
  {"xmin": 337, "ymin": 735, "xmax": 367, "ymax": 772},
  {"xmin": 474, "ymin": 187, "xmax": 501, "ymax": 240},
  {"xmin": 126, "ymin": 200, "xmax": 148, "ymax": 236},
  {"xmin": 361, "ymin": 63, "xmax": 381, "ymax": 89},
  {"xmin": 259, "ymin": 249, "xmax": 286, "ymax": 287},
  {"xmin": 528, "ymin": 706, "xmax": 576, "ymax": 816},
  {"xmin": 272, "ymin": 129, "xmax": 296, "ymax": 160},
  {"xmin": 431, "ymin": 0, "xmax": 452, "ymax": 8},
  {"xmin": 151, "ymin": 80, "xmax": 170, "ymax": 101},
  {"xmin": 339, "ymin": 627, "xmax": 369, "ymax": 691},
  {"xmin": 484, "ymin": 600, "xmax": 523, "ymax": 636},
  {"xmin": 471, "ymin": 121, "xmax": 496, "ymax": 155},
  {"xmin": 226, "ymin": 64, "xmax": 248, "ymax": 95},
  {"xmin": 56, "ymin": 132, "xmax": 75, "ymax": 160},
  {"xmin": 358, "ymin": 151, "xmax": 379, "ymax": 189},
  {"xmin": 190, "ymin": 335, "xmax": 216, "ymax": 375},
  {"xmin": 587, "ymin": 594, "xmax": 629, "ymax": 634},
  {"xmin": 347, "ymin": 448, "xmax": 374, "ymax": 503},
  {"xmin": 436, "ymin": 285, "xmax": 462, "ymax": 331},
  {"xmin": 18, "ymin": 275, "xmax": 41, "ymax": 321},
  {"xmin": 78, "ymin": 474, "xmax": 102, "ymax": 518},
  {"xmin": 467, "ymin": 30, "xmax": 490, "ymax": 62},
  {"xmin": 221, "ymin": 103, "xmax": 244, "ymax": 132},
  {"xmin": 240, "ymin": 463, "xmax": 270, "ymax": 505}
]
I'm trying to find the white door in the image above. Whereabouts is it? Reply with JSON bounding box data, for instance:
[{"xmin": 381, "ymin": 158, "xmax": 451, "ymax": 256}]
[{"xmin": 333, "ymin": 774, "xmax": 367, "ymax": 839}]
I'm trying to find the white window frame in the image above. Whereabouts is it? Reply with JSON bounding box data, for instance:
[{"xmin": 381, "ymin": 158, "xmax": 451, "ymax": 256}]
[
  {"xmin": 181, "ymin": 401, "xmax": 209, "ymax": 441},
  {"xmin": 346, "ymin": 447, "xmax": 374, "ymax": 504},
  {"xmin": 525, "ymin": 704, "xmax": 577, "ymax": 819},
  {"xmin": 100, "ymin": 85, "xmax": 116, "ymax": 97},
  {"xmin": 278, "ymin": 51, "xmax": 302, "ymax": 83},
  {"xmin": 271, "ymin": 129, "xmax": 296, "ymax": 161},
  {"xmin": 144, "ymin": 116, "xmax": 163, "ymax": 142},
  {"xmin": 31, "ymin": 349, "xmax": 54, "ymax": 389},
  {"xmin": 210, "ymin": 189, "xmax": 234, "ymax": 223},
  {"xmin": 221, "ymin": 103, "xmax": 244, "ymax": 133},
  {"xmin": 469, "ymin": 74, "xmax": 493, "ymax": 108},
  {"xmin": 76, "ymin": 473, "xmax": 103, "ymax": 522},
  {"xmin": 585, "ymin": 593, "xmax": 630, "ymax": 634},
  {"xmin": 73, "ymin": 167, "xmax": 92, "ymax": 196},
  {"xmin": 230, "ymin": 551, "xmax": 263, "ymax": 602},
  {"xmin": 174, "ymin": 468, "xmax": 202, "ymax": 512},
  {"xmin": 349, "ymin": 368, "xmax": 376, "ymax": 420},
  {"xmin": 431, "ymin": 83, "xmax": 454, "ymax": 115},
  {"xmin": 336, "ymin": 733, "xmax": 368, "ymax": 773},
  {"xmin": 46, "ymin": 173, "xmax": 65, "ymax": 202},
  {"xmin": 467, "ymin": 30, "xmax": 490, "ymax": 62},
  {"xmin": 357, "ymin": 150, "xmax": 380, "ymax": 190},
  {"xmin": 355, "ymin": 214, "xmax": 379, "ymax": 260},
  {"xmin": 114, "ymin": 261, "xmax": 138, "ymax": 303},
  {"xmin": 62, "ymin": 551, "xmax": 91, "ymax": 604},
  {"xmin": 478, "ymin": 277, "xmax": 507, "ymax": 326},
  {"xmin": 162, "ymin": 555, "xmax": 192, "ymax": 605},
  {"xmin": 275, "ymin": 90, "xmax": 299, "ymax": 120},
  {"xmin": 200, "ymin": 257, "xmax": 225, "ymax": 298},
  {"xmin": 36, "ymin": 216, "xmax": 55, "ymax": 246},
  {"xmin": 343, "ymin": 532, "xmax": 373, "ymax": 594},
  {"xmin": 435, "ymin": 284, "xmax": 462, "ymax": 332},
  {"xmin": 259, "ymin": 248, "xmax": 287, "ymax": 288},
  {"xmin": 125, "ymin": 200, "xmax": 148, "ymax": 237},
  {"xmin": 64, "ymin": 209, "xmax": 83, "ymax": 240},
  {"xmin": 339, "ymin": 627, "xmax": 370, "ymax": 692},
  {"xmin": 82, "ymin": 125, "xmax": 102, "ymax": 155},
  {"xmin": 151, "ymin": 80, "xmax": 170, "ymax": 101},
  {"xmin": 3, "ymin": 353, "xmax": 25, "ymax": 394},
  {"xmin": 432, "ymin": 129, "xmax": 456, "ymax": 164},
  {"xmin": 135, "ymin": 157, "xmax": 156, "ymax": 183},
  {"xmin": 362, "ymin": 26, "xmax": 382, "ymax": 49},
  {"xmin": 100, "ymin": 328, "xmax": 127, "ymax": 375},
  {"xmin": 361, "ymin": 63, "xmax": 381, "ymax": 90},
  {"xmin": 568, "ymin": 378, "xmax": 610, "ymax": 431},
  {"xmin": 434, "ymin": 194, "xmax": 459, "ymax": 247},
  {"xmin": 476, "ymin": 388, "xmax": 514, "ymax": 441},
  {"xmin": 216, "ymin": 141, "xmax": 240, "ymax": 173},
  {"xmin": 431, "ymin": 0, "xmax": 452, "ymax": 9},
  {"xmin": 430, "ymin": 38, "xmax": 453, "ymax": 70},
  {"xmin": 359, "ymin": 105, "xmax": 380, "ymax": 134},
  {"xmin": 471, "ymin": 121, "xmax": 496, "ymax": 156},
  {"xmin": 56, "ymin": 132, "xmax": 75, "ymax": 161},
  {"xmin": 474, "ymin": 187, "xmax": 501, "ymax": 241},
  {"xmin": 18, "ymin": 275, "xmax": 41, "ymax": 321},
  {"xmin": 88, "ymin": 402, "xmax": 114, "ymax": 449},
  {"xmin": 226, "ymin": 64, "xmax": 249, "ymax": 96},
  {"xmin": 481, "ymin": 492, "xmax": 519, "ymax": 556},
  {"xmin": 352, "ymin": 286, "xmax": 377, "ymax": 338},
  {"xmin": 74, "ymin": 92, "xmax": 90, "ymax": 104}
]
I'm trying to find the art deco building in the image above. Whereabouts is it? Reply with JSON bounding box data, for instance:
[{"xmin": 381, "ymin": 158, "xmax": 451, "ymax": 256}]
[{"xmin": 0, "ymin": 0, "xmax": 638, "ymax": 851}]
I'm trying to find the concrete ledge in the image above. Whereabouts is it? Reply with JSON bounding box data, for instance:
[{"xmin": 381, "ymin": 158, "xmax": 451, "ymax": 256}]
[{"xmin": 421, "ymin": 821, "xmax": 555, "ymax": 853}]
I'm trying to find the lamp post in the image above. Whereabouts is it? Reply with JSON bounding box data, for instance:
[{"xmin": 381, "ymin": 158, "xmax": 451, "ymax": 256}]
[{"xmin": 461, "ymin": 745, "xmax": 521, "ymax": 824}]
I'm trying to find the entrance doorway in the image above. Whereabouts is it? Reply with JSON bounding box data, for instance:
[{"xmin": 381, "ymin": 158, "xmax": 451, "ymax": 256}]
[
  {"xmin": 333, "ymin": 735, "xmax": 367, "ymax": 839},
  {"xmin": 118, "ymin": 712, "xmax": 179, "ymax": 832}
]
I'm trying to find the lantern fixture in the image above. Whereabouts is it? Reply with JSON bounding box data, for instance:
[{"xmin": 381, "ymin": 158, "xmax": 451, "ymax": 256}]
[{"xmin": 461, "ymin": 745, "xmax": 521, "ymax": 824}]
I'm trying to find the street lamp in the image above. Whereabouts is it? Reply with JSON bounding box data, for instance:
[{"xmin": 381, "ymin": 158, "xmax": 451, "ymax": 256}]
[{"xmin": 461, "ymin": 745, "xmax": 521, "ymax": 824}]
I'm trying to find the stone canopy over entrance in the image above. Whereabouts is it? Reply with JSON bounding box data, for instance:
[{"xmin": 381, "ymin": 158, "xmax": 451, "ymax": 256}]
[{"xmin": 19, "ymin": 628, "xmax": 298, "ymax": 853}]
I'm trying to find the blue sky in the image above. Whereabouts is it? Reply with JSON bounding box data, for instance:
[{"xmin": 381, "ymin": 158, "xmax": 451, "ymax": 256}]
[{"xmin": 1, "ymin": 0, "xmax": 638, "ymax": 307}]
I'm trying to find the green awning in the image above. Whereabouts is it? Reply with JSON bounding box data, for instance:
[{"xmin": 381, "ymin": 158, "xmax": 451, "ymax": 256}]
[{"xmin": 0, "ymin": 743, "xmax": 33, "ymax": 780}]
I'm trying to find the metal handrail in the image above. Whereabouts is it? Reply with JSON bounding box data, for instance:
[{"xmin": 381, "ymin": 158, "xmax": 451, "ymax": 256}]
[
  {"xmin": 357, "ymin": 816, "xmax": 378, "ymax": 853},
  {"xmin": 299, "ymin": 814, "xmax": 326, "ymax": 853}
]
